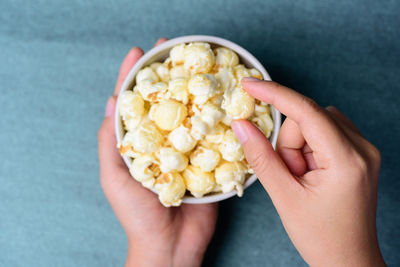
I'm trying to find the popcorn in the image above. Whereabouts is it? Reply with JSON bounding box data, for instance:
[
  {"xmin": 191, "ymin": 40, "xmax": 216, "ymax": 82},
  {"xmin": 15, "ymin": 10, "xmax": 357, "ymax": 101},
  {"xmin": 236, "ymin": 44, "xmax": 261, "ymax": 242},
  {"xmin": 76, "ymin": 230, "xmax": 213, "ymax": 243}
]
[
  {"xmin": 168, "ymin": 78, "xmax": 189, "ymax": 104},
  {"xmin": 184, "ymin": 42, "xmax": 215, "ymax": 74},
  {"xmin": 215, "ymin": 67, "xmax": 236, "ymax": 92},
  {"xmin": 150, "ymin": 62, "xmax": 170, "ymax": 82},
  {"xmin": 182, "ymin": 165, "xmax": 215, "ymax": 198},
  {"xmin": 118, "ymin": 131, "xmax": 140, "ymax": 158},
  {"xmin": 149, "ymin": 62, "xmax": 162, "ymax": 71},
  {"xmin": 190, "ymin": 115, "xmax": 208, "ymax": 140},
  {"xmin": 188, "ymin": 74, "xmax": 220, "ymax": 105},
  {"xmin": 134, "ymin": 80, "xmax": 168, "ymax": 102},
  {"xmin": 254, "ymin": 101, "xmax": 271, "ymax": 116},
  {"xmin": 215, "ymin": 161, "xmax": 248, "ymax": 196},
  {"xmin": 118, "ymin": 91, "xmax": 145, "ymax": 131},
  {"xmin": 209, "ymin": 94, "xmax": 224, "ymax": 106},
  {"xmin": 136, "ymin": 67, "xmax": 159, "ymax": 84},
  {"xmin": 130, "ymin": 154, "xmax": 160, "ymax": 188},
  {"xmin": 218, "ymin": 129, "xmax": 244, "ymax": 162},
  {"xmin": 131, "ymin": 120, "xmax": 164, "ymax": 153},
  {"xmin": 157, "ymin": 147, "xmax": 188, "ymax": 173},
  {"xmin": 151, "ymin": 100, "xmax": 188, "ymax": 131},
  {"xmin": 150, "ymin": 82, "xmax": 170, "ymax": 102},
  {"xmin": 155, "ymin": 172, "xmax": 186, "ymax": 207},
  {"xmin": 168, "ymin": 125, "xmax": 197, "ymax": 153},
  {"xmin": 233, "ymin": 64, "xmax": 251, "ymax": 84},
  {"xmin": 170, "ymin": 65, "xmax": 190, "ymax": 79},
  {"xmin": 234, "ymin": 65, "xmax": 263, "ymax": 84},
  {"xmin": 199, "ymin": 102, "xmax": 224, "ymax": 127},
  {"xmin": 251, "ymin": 113, "xmax": 274, "ymax": 138},
  {"xmin": 163, "ymin": 57, "xmax": 173, "ymax": 68},
  {"xmin": 119, "ymin": 91, "xmax": 145, "ymax": 119},
  {"xmin": 221, "ymin": 114, "xmax": 233, "ymax": 126},
  {"xmin": 249, "ymin": 68, "xmax": 263, "ymax": 79},
  {"xmin": 190, "ymin": 146, "xmax": 220, "ymax": 172},
  {"xmin": 221, "ymin": 87, "xmax": 255, "ymax": 119},
  {"xmin": 197, "ymin": 139, "xmax": 219, "ymax": 151},
  {"xmin": 206, "ymin": 123, "xmax": 227, "ymax": 144},
  {"xmin": 123, "ymin": 117, "xmax": 142, "ymax": 132},
  {"xmin": 170, "ymin": 43, "xmax": 186, "ymax": 65},
  {"xmin": 118, "ymin": 42, "xmax": 274, "ymax": 207},
  {"xmin": 214, "ymin": 47, "xmax": 239, "ymax": 67}
]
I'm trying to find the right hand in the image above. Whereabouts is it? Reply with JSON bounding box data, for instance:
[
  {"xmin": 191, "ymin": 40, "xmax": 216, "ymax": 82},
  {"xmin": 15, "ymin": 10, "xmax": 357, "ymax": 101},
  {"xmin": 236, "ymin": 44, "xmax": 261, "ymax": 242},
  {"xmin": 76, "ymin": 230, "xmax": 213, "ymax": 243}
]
[{"xmin": 231, "ymin": 78, "xmax": 385, "ymax": 266}]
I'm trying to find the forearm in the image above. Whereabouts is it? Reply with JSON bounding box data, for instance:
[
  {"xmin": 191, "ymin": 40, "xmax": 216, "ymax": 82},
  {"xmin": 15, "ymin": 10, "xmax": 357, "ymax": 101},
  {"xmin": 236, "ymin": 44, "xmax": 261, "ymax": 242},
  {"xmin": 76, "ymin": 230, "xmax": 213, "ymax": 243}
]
[
  {"xmin": 125, "ymin": 241, "xmax": 205, "ymax": 267},
  {"xmin": 305, "ymin": 235, "xmax": 386, "ymax": 267}
]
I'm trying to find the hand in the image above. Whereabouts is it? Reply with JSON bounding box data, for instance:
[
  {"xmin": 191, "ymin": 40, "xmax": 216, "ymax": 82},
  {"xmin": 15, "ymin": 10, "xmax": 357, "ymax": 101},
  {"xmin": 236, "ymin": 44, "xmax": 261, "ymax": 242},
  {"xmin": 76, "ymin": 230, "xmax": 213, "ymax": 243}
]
[
  {"xmin": 97, "ymin": 38, "xmax": 218, "ymax": 267},
  {"xmin": 231, "ymin": 78, "xmax": 385, "ymax": 266}
]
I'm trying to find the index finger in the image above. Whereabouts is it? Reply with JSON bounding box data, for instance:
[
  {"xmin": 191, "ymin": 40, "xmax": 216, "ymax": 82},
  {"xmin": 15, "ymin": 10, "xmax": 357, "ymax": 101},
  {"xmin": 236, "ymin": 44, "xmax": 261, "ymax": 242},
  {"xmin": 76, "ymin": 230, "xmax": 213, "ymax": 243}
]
[
  {"xmin": 114, "ymin": 38, "xmax": 169, "ymax": 96},
  {"xmin": 114, "ymin": 47, "xmax": 144, "ymax": 95},
  {"xmin": 242, "ymin": 78, "xmax": 346, "ymax": 154}
]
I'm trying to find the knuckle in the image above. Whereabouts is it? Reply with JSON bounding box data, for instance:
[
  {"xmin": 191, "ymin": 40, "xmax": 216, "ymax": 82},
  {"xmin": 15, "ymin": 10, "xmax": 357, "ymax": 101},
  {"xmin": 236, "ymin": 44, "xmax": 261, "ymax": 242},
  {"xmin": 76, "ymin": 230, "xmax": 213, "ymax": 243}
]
[
  {"xmin": 326, "ymin": 105, "xmax": 337, "ymax": 110},
  {"xmin": 267, "ymin": 81, "xmax": 284, "ymax": 94},
  {"xmin": 350, "ymin": 150, "xmax": 369, "ymax": 177},
  {"xmin": 301, "ymin": 96, "xmax": 321, "ymax": 114},
  {"xmin": 269, "ymin": 81, "xmax": 283, "ymax": 90},
  {"xmin": 368, "ymin": 143, "xmax": 381, "ymax": 162},
  {"xmin": 365, "ymin": 142, "xmax": 381, "ymax": 172},
  {"xmin": 325, "ymin": 105, "xmax": 339, "ymax": 115}
]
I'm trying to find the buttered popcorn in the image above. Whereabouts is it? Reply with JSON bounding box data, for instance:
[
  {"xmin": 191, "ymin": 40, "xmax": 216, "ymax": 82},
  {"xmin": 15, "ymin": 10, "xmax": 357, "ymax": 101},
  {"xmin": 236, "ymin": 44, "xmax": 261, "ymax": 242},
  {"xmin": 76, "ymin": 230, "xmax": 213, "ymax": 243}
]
[
  {"xmin": 151, "ymin": 100, "xmax": 188, "ymax": 131},
  {"xmin": 118, "ymin": 42, "xmax": 274, "ymax": 207},
  {"xmin": 130, "ymin": 154, "xmax": 160, "ymax": 189},
  {"xmin": 215, "ymin": 161, "xmax": 249, "ymax": 196}
]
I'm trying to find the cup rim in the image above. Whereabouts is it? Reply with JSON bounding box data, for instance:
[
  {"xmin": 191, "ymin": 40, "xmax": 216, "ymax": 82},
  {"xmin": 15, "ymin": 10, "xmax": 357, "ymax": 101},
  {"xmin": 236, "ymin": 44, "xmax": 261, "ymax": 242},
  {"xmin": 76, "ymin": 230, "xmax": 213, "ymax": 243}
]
[{"xmin": 115, "ymin": 35, "xmax": 281, "ymax": 204}]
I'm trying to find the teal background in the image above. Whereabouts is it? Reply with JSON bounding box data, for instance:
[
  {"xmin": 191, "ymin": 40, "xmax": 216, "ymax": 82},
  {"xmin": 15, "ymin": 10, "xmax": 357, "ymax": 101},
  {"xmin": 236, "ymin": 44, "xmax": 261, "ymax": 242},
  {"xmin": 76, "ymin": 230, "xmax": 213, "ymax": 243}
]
[{"xmin": 1, "ymin": 0, "xmax": 399, "ymax": 266}]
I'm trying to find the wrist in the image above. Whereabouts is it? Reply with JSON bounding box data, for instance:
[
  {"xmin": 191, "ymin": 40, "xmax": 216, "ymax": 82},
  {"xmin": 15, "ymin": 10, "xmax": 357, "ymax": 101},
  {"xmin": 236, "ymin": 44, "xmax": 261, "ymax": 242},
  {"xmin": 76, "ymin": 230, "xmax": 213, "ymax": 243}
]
[
  {"xmin": 337, "ymin": 247, "xmax": 385, "ymax": 267},
  {"xmin": 125, "ymin": 238, "xmax": 205, "ymax": 267},
  {"xmin": 125, "ymin": 244, "xmax": 170, "ymax": 267},
  {"xmin": 173, "ymin": 247, "xmax": 206, "ymax": 267},
  {"xmin": 308, "ymin": 243, "xmax": 385, "ymax": 267}
]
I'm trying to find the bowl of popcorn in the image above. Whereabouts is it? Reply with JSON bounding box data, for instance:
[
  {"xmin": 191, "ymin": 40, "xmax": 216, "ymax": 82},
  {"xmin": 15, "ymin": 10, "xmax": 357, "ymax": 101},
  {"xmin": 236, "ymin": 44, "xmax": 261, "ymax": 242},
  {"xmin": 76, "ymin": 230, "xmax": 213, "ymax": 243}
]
[{"xmin": 115, "ymin": 35, "xmax": 281, "ymax": 207}]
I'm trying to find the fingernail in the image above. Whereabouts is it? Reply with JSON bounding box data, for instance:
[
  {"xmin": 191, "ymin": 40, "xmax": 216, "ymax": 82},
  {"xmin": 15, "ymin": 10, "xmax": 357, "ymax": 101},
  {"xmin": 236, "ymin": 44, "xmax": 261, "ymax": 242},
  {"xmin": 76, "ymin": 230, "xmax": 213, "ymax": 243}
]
[
  {"xmin": 105, "ymin": 97, "xmax": 115, "ymax": 117},
  {"xmin": 231, "ymin": 121, "xmax": 248, "ymax": 144},
  {"xmin": 242, "ymin": 77, "xmax": 261, "ymax": 83}
]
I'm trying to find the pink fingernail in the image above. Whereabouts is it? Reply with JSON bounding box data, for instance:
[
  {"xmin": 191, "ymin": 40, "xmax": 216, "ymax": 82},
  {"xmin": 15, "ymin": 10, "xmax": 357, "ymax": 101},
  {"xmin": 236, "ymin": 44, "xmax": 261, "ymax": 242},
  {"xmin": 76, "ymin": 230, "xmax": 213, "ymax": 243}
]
[
  {"xmin": 242, "ymin": 77, "xmax": 261, "ymax": 82},
  {"xmin": 105, "ymin": 97, "xmax": 115, "ymax": 117},
  {"xmin": 231, "ymin": 121, "xmax": 248, "ymax": 144}
]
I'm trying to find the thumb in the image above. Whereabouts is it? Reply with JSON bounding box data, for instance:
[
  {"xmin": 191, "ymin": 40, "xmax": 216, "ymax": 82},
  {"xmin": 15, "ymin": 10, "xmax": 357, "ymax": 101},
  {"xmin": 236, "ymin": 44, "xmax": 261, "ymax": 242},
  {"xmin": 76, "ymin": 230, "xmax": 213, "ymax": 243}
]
[
  {"xmin": 231, "ymin": 120, "xmax": 298, "ymax": 202},
  {"xmin": 98, "ymin": 96, "xmax": 131, "ymax": 190}
]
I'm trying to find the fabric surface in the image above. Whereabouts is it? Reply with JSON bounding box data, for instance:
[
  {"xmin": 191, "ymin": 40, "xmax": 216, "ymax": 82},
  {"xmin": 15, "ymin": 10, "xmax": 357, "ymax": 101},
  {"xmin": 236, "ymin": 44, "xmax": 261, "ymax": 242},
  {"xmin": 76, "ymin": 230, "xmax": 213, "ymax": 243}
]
[{"xmin": 0, "ymin": 0, "xmax": 399, "ymax": 266}]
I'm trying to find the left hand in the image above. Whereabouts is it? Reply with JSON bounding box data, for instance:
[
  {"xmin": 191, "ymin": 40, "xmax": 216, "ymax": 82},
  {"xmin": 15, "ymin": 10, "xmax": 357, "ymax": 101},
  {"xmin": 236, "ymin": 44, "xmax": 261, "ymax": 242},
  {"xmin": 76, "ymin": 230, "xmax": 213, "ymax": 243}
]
[{"xmin": 97, "ymin": 38, "xmax": 218, "ymax": 267}]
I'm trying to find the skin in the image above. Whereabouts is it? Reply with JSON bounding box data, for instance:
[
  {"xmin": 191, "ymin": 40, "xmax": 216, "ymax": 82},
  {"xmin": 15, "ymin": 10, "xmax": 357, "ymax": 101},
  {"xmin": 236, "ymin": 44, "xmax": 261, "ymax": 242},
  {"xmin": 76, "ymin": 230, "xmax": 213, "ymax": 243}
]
[
  {"xmin": 231, "ymin": 78, "xmax": 385, "ymax": 266},
  {"xmin": 98, "ymin": 38, "xmax": 217, "ymax": 267},
  {"xmin": 98, "ymin": 39, "xmax": 385, "ymax": 266}
]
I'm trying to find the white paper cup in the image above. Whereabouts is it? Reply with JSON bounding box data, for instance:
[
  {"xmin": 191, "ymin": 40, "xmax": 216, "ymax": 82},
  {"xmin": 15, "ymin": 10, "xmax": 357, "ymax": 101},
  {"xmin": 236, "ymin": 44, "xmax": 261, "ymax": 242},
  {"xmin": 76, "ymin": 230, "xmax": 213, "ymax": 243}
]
[{"xmin": 115, "ymin": 35, "xmax": 281, "ymax": 204}]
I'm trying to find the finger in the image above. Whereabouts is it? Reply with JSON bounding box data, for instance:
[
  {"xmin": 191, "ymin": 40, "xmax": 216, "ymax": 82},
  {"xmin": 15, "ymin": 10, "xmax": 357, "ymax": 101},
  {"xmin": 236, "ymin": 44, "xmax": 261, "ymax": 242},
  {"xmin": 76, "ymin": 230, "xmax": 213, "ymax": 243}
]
[
  {"xmin": 98, "ymin": 96, "xmax": 161, "ymax": 194},
  {"xmin": 153, "ymin": 37, "xmax": 168, "ymax": 47},
  {"xmin": 231, "ymin": 120, "xmax": 301, "ymax": 201},
  {"xmin": 302, "ymin": 143, "xmax": 318, "ymax": 171},
  {"xmin": 325, "ymin": 106, "xmax": 361, "ymax": 135},
  {"xmin": 114, "ymin": 47, "xmax": 144, "ymax": 95},
  {"xmin": 276, "ymin": 118, "xmax": 307, "ymax": 176},
  {"xmin": 98, "ymin": 96, "xmax": 132, "ymax": 189},
  {"xmin": 241, "ymin": 78, "xmax": 347, "ymax": 158}
]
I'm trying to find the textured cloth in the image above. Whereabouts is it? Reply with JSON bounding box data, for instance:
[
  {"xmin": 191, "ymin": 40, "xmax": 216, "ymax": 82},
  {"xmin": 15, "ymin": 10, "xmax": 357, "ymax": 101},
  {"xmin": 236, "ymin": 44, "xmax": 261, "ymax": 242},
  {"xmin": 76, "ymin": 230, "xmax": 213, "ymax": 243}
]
[{"xmin": 0, "ymin": 0, "xmax": 399, "ymax": 266}]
